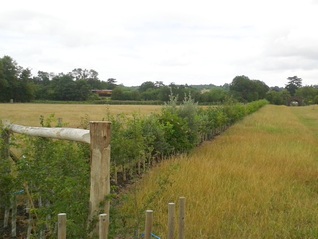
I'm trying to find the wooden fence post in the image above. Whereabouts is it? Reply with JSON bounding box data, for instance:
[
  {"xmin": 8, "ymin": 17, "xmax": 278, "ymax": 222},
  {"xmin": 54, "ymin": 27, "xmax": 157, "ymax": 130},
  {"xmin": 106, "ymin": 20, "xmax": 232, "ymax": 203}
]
[
  {"xmin": 168, "ymin": 203, "xmax": 175, "ymax": 239},
  {"xmin": 1, "ymin": 127, "xmax": 10, "ymax": 228},
  {"xmin": 144, "ymin": 210, "xmax": 153, "ymax": 239},
  {"xmin": 89, "ymin": 121, "xmax": 111, "ymax": 236},
  {"xmin": 11, "ymin": 195, "xmax": 17, "ymax": 237},
  {"xmin": 179, "ymin": 197, "xmax": 186, "ymax": 239},
  {"xmin": 99, "ymin": 214, "xmax": 109, "ymax": 239},
  {"xmin": 58, "ymin": 213, "xmax": 66, "ymax": 239}
]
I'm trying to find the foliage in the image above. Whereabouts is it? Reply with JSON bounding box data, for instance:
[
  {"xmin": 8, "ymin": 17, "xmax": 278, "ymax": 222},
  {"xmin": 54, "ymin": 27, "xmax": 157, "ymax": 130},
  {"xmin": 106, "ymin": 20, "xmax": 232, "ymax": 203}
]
[
  {"xmin": 0, "ymin": 124, "xmax": 15, "ymax": 208},
  {"xmin": 108, "ymin": 98, "xmax": 268, "ymax": 238},
  {"xmin": 0, "ymin": 116, "xmax": 91, "ymax": 238},
  {"xmin": 285, "ymin": 76, "xmax": 302, "ymax": 96},
  {"xmin": 116, "ymin": 105, "xmax": 318, "ymax": 238},
  {"xmin": 295, "ymin": 86, "xmax": 318, "ymax": 105},
  {"xmin": 229, "ymin": 75, "xmax": 269, "ymax": 102},
  {"xmin": 0, "ymin": 96, "xmax": 268, "ymax": 238}
]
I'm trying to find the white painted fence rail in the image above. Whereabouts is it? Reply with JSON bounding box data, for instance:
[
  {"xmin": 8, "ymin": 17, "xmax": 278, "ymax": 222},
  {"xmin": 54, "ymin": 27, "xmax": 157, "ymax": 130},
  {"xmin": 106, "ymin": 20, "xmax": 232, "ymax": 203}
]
[{"xmin": 3, "ymin": 122, "xmax": 90, "ymax": 144}]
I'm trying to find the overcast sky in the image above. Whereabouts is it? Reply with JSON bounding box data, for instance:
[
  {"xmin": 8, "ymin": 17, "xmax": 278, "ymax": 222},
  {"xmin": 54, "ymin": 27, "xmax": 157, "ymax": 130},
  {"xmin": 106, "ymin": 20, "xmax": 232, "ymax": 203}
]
[{"xmin": 1, "ymin": 0, "xmax": 318, "ymax": 87}]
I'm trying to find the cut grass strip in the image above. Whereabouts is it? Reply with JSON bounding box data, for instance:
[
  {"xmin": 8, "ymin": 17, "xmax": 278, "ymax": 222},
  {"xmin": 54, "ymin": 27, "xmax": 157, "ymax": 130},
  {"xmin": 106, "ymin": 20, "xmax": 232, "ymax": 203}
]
[{"xmin": 114, "ymin": 105, "xmax": 318, "ymax": 238}]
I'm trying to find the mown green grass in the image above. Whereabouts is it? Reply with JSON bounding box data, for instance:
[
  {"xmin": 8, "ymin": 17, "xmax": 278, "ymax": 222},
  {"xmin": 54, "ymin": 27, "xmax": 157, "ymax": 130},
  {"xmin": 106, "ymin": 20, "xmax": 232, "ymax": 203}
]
[{"xmin": 114, "ymin": 105, "xmax": 318, "ymax": 238}]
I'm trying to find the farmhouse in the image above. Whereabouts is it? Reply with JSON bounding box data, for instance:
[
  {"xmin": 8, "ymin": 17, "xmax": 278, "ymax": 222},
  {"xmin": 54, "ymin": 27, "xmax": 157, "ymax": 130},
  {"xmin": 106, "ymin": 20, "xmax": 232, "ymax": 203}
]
[{"xmin": 91, "ymin": 89, "xmax": 112, "ymax": 97}]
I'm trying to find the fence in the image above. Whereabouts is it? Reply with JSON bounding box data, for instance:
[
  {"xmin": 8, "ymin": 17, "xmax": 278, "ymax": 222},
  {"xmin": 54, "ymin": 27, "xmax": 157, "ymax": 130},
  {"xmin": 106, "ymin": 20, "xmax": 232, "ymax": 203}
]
[
  {"xmin": 57, "ymin": 197, "xmax": 186, "ymax": 239},
  {"xmin": 1, "ymin": 120, "xmax": 111, "ymax": 237},
  {"xmin": 1, "ymin": 121, "xmax": 186, "ymax": 238}
]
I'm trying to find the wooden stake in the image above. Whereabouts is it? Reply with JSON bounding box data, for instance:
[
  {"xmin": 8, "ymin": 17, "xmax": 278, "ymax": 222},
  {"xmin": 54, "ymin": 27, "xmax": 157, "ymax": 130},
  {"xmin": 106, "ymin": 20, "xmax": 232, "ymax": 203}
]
[
  {"xmin": 179, "ymin": 197, "xmax": 186, "ymax": 239},
  {"xmin": 144, "ymin": 210, "xmax": 153, "ymax": 239},
  {"xmin": 99, "ymin": 214, "xmax": 109, "ymax": 239},
  {"xmin": 4, "ymin": 207, "xmax": 9, "ymax": 228},
  {"xmin": 58, "ymin": 213, "xmax": 66, "ymax": 239},
  {"xmin": 168, "ymin": 203, "xmax": 175, "ymax": 239},
  {"xmin": 11, "ymin": 195, "xmax": 17, "ymax": 237},
  {"xmin": 88, "ymin": 121, "xmax": 111, "ymax": 236}
]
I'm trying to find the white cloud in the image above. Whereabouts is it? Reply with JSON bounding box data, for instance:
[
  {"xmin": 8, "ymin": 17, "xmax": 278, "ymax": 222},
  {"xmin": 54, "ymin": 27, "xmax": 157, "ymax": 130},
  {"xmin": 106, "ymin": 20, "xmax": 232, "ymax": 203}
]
[{"xmin": 0, "ymin": 0, "xmax": 318, "ymax": 87}]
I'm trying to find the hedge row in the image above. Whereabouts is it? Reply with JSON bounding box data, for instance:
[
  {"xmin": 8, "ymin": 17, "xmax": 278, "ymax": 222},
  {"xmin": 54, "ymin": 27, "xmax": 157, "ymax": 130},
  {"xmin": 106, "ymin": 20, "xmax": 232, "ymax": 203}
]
[{"xmin": 108, "ymin": 98, "xmax": 268, "ymax": 176}]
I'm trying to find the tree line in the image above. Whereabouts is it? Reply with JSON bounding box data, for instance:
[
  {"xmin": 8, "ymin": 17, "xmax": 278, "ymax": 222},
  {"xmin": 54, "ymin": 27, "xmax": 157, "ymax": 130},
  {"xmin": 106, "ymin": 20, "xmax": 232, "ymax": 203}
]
[{"xmin": 1, "ymin": 55, "xmax": 318, "ymax": 105}]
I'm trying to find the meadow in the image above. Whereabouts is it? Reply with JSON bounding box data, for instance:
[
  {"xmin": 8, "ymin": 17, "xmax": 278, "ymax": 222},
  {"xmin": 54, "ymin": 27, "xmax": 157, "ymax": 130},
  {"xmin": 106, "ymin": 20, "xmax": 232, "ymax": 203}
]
[
  {"xmin": 114, "ymin": 104, "xmax": 318, "ymax": 238},
  {"xmin": 2, "ymin": 102, "xmax": 318, "ymax": 238},
  {"xmin": 0, "ymin": 103, "xmax": 162, "ymax": 127}
]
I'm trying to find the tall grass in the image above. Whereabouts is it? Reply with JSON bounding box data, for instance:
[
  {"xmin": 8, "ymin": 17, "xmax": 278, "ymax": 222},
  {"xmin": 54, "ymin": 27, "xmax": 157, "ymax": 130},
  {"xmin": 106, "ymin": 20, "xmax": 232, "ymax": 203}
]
[{"xmin": 114, "ymin": 105, "xmax": 318, "ymax": 238}]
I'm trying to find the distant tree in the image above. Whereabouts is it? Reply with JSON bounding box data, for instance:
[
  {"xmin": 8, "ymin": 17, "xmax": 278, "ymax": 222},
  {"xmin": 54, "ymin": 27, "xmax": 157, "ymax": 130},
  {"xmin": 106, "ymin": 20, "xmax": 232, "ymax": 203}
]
[
  {"xmin": 71, "ymin": 68, "xmax": 98, "ymax": 81},
  {"xmin": 0, "ymin": 56, "xmax": 20, "ymax": 102},
  {"xmin": 155, "ymin": 81, "xmax": 165, "ymax": 87},
  {"xmin": 252, "ymin": 80, "xmax": 269, "ymax": 99},
  {"xmin": 199, "ymin": 88, "xmax": 229, "ymax": 103},
  {"xmin": 74, "ymin": 80, "xmax": 91, "ymax": 101},
  {"xmin": 295, "ymin": 86, "xmax": 318, "ymax": 105},
  {"xmin": 230, "ymin": 76, "xmax": 269, "ymax": 102},
  {"xmin": 285, "ymin": 76, "xmax": 302, "ymax": 96},
  {"xmin": 50, "ymin": 74, "xmax": 77, "ymax": 101},
  {"xmin": 158, "ymin": 86, "xmax": 171, "ymax": 102},
  {"xmin": 17, "ymin": 68, "xmax": 35, "ymax": 102},
  {"xmin": 141, "ymin": 89, "xmax": 159, "ymax": 100},
  {"xmin": 270, "ymin": 86, "xmax": 284, "ymax": 92},
  {"xmin": 230, "ymin": 76, "xmax": 264, "ymax": 102},
  {"xmin": 139, "ymin": 81, "xmax": 156, "ymax": 92},
  {"xmin": 106, "ymin": 78, "xmax": 117, "ymax": 89},
  {"xmin": 71, "ymin": 68, "xmax": 102, "ymax": 90},
  {"xmin": 266, "ymin": 90, "xmax": 291, "ymax": 105},
  {"xmin": 111, "ymin": 86, "xmax": 124, "ymax": 100}
]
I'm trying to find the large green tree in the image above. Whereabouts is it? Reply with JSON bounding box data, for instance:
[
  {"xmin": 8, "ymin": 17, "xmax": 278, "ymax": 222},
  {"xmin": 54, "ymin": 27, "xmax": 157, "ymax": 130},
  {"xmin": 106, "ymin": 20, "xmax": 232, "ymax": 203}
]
[
  {"xmin": 0, "ymin": 56, "xmax": 36, "ymax": 102},
  {"xmin": 295, "ymin": 86, "xmax": 318, "ymax": 104},
  {"xmin": 230, "ymin": 75, "xmax": 269, "ymax": 102},
  {"xmin": 0, "ymin": 56, "xmax": 19, "ymax": 102},
  {"xmin": 285, "ymin": 76, "xmax": 302, "ymax": 96}
]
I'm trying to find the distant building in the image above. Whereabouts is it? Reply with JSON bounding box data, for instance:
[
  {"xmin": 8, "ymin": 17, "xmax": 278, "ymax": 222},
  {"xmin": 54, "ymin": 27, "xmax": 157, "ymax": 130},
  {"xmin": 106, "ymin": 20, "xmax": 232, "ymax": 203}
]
[{"xmin": 91, "ymin": 89, "xmax": 112, "ymax": 97}]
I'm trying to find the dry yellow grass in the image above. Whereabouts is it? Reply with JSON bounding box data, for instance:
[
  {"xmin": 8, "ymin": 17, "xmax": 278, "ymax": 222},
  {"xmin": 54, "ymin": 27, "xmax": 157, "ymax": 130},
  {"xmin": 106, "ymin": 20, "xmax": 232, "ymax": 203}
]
[
  {"xmin": 0, "ymin": 103, "xmax": 162, "ymax": 127},
  {"xmin": 117, "ymin": 105, "xmax": 318, "ymax": 238}
]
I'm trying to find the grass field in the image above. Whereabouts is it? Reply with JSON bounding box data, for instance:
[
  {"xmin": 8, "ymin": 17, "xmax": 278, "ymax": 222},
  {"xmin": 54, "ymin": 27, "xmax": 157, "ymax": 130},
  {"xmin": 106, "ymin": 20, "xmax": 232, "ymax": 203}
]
[
  {"xmin": 114, "ymin": 104, "xmax": 318, "ymax": 238},
  {"xmin": 0, "ymin": 103, "xmax": 162, "ymax": 127}
]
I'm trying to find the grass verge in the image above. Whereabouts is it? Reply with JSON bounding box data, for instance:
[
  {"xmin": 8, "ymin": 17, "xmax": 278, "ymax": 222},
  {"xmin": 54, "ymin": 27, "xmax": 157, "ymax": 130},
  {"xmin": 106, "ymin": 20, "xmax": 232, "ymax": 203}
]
[{"xmin": 113, "ymin": 105, "xmax": 318, "ymax": 238}]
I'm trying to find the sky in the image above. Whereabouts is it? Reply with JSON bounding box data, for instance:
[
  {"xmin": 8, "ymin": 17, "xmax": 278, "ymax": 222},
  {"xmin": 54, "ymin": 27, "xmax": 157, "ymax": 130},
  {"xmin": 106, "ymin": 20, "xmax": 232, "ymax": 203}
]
[{"xmin": 1, "ymin": 0, "xmax": 318, "ymax": 87}]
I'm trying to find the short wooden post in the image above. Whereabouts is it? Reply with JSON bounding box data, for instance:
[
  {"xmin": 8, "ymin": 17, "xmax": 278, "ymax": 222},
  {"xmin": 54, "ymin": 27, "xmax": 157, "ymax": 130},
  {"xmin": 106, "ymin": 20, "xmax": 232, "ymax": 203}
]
[
  {"xmin": 179, "ymin": 197, "xmax": 186, "ymax": 239},
  {"xmin": 4, "ymin": 207, "xmax": 9, "ymax": 228},
  {"xmin": 99, "ymin": 214, "xmax": 109, "ymax": 239},
  {"xmin": 89, "ymin": 121, "xmax": 111, "ymax": 236},
  {"xmin": 26, "ymin": 207, "xmax": 32, "ymax": 239},
  {"xmin": 168, "ymin": 203, "xmax": 175, "ymax": 239},
  {"xmin": 1, "ymin": 127, "xmax": 10, "ymax": 229},
  {"xmin": 57, "ymin": 118, "xmax": 63, "ymax": 127},
  {"xmin": 144, "ymin": 210, "xmax": 153, "ymax": 239},
  {"xmin": 11, "ymin": 195, "xmax": 17, "ymax": 237},
  {"xmin": 58, "ymin": 213, "xmax": 66, "ymax": 239}
]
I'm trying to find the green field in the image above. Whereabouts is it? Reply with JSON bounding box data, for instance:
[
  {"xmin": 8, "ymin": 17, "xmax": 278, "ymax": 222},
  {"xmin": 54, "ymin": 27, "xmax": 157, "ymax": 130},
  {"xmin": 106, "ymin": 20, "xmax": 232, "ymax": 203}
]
[{"xmin": 114, "ymin": 104, "xmax": 318, "ymax": 238}]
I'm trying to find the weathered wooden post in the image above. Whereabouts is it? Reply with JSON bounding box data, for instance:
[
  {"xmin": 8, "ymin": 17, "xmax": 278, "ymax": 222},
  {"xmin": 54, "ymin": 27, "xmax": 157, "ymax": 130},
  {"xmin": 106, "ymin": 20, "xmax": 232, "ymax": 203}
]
[
  {"xmin": 99, "ymin": 213, "xmax": 109, "ymax": 239},
  {"xmin": 1, "ymin": 125, "xmax": 10, "ymax": 228},
  {"xmin": 144, "ymin": 210, "xmax": 153, "ymax": 239},
  {"xmin": 89, "ymin": 121, "xmax": 111, "ymax": 236},
  {"xmin": 168, "ymin": 203, "xmax": 175, "ymax": 239},
  {"xmin": 179, "ymin": 197, "xmax": 186, "ymax": 239},
  {"xmin": 58, "ymin": 213, "xmax": 66, "ymax": 239},
  {"xmin": 11, "ymin": 195, "xmax": 17, "ymax": 237}
]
